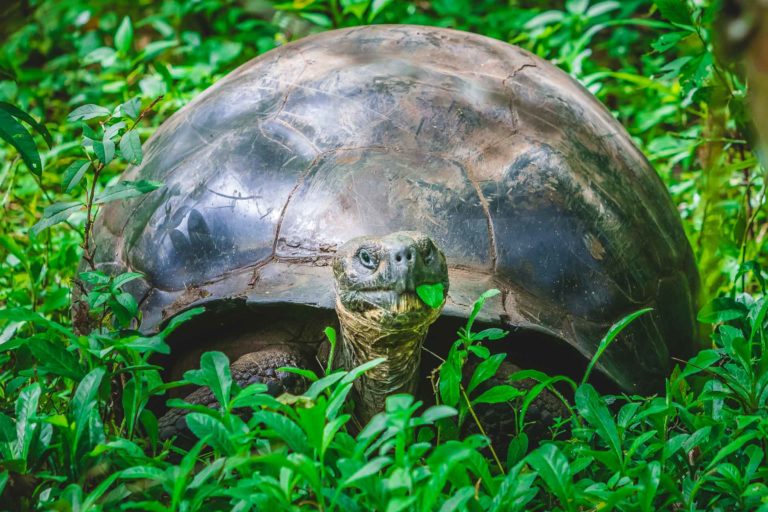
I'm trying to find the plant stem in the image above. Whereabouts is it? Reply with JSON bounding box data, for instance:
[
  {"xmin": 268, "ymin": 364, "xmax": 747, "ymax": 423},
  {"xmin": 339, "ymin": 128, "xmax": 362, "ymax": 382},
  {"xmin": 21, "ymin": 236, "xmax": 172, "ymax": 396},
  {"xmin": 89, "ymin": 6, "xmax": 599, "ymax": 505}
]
[{"xmin": 461, "ymin": 385, "xmax": 504, "ymax": 474}]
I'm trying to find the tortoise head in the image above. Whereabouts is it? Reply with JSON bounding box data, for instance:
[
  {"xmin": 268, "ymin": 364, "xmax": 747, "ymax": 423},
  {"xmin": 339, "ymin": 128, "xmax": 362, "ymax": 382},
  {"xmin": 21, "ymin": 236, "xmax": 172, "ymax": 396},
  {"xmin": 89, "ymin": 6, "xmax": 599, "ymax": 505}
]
[
  {"xmin": 332, "ymin": 231, "xmax": 449, "ymax": 420},
  {"xmin": 332, "ymin": 231, "xmax": 449, "ymax": 327}
]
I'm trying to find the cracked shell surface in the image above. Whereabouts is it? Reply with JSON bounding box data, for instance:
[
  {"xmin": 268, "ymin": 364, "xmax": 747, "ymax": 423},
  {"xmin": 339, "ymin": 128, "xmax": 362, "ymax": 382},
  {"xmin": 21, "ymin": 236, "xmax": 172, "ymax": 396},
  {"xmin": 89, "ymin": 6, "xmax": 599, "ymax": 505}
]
[{"xmin": 92, "ymin": 25, "xmax": 698, "ymax": 393}]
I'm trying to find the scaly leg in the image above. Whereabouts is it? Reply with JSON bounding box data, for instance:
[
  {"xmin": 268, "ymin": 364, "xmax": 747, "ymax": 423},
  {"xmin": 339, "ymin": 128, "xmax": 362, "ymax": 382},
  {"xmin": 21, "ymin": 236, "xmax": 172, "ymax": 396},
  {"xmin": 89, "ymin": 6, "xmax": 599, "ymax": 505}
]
[{"xmin": 158, "ymin": 344, "xmax": 314, "ymax": 439}]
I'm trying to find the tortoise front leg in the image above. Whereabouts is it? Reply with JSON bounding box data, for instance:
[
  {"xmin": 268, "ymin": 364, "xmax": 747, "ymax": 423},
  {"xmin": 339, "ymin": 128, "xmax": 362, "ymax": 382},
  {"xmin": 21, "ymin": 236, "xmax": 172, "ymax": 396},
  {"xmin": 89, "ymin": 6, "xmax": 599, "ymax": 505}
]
[{"xmin": 158, "ymin": 344, "xmax": 314, "ymax": 440}]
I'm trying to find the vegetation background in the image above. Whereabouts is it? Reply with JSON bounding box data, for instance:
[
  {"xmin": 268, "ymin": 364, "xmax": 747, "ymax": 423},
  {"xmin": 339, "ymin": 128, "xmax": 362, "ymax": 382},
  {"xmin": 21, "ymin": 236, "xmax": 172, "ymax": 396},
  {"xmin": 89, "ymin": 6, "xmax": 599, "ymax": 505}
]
[{"xmin": 0, "ymin": 0, "xmax": 767, "ymax": 510}]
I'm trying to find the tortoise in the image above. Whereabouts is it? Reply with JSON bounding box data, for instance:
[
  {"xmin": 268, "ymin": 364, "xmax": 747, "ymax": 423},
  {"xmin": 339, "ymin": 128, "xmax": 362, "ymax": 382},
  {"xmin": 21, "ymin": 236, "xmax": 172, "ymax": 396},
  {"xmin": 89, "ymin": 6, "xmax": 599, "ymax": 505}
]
[{"xmin": 84, "ymin": 25, "xmax": 699, "ymax": 437}]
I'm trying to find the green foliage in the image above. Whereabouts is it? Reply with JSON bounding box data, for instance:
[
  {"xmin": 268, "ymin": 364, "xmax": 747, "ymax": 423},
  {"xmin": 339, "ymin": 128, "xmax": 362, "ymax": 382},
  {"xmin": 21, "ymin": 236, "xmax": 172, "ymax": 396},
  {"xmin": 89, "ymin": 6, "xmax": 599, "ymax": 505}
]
[
  {"xmin": 416, "ymin": 282, "xmax": 445, "ymax": 309},
  {"xmin": 0, "ymin": 0, "xmax": 767, "ymax": 510},
  {"xmin": 0, "ymin": 281, "xmax": 767, "ymax": 509}
]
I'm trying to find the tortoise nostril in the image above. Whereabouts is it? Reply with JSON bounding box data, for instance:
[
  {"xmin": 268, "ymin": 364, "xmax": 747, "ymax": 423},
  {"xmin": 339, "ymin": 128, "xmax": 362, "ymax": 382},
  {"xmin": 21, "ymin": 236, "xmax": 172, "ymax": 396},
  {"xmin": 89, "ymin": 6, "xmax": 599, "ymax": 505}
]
[{"xmin": 393, "ymin": 247, "xmax": 415, "ymax": 266}]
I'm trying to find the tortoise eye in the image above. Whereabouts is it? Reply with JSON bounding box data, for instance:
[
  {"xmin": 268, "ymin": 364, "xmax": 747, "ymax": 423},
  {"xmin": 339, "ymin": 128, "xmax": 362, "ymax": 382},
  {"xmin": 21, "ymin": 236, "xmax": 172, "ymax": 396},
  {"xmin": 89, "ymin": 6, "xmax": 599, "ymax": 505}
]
[{"xmin": 358, "ymin": 249, "xmax": 377, "ymax": 269}]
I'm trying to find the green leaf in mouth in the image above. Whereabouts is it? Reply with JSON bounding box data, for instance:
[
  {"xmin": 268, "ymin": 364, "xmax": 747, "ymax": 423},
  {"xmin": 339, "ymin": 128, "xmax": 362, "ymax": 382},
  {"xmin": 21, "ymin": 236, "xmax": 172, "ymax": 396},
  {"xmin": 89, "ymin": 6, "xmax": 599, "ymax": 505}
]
[{"xmin": 416, "ymin": 282, "xmax": 445, "ymax": 309}]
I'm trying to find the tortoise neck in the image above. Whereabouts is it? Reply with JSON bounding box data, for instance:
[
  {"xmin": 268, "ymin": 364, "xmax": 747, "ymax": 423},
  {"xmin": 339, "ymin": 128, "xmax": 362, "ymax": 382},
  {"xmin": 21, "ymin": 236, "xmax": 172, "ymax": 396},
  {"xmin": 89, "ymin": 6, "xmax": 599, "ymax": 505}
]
[{"xmin": 335, "ymin": 299, "xmax": 437, "ymax": 423}]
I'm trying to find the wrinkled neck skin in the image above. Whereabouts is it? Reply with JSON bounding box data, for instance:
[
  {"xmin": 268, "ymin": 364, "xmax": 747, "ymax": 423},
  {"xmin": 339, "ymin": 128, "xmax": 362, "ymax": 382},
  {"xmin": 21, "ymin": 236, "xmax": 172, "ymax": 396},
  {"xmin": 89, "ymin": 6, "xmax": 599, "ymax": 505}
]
[{"xmin": 335, "ymin": 299, "xmax": 441, "ymax": 423}]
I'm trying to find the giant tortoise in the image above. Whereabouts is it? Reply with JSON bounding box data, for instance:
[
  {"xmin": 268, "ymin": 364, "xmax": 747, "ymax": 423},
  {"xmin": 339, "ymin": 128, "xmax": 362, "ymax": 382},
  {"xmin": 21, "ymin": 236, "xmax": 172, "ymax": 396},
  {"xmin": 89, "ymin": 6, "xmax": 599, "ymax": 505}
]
[{"xmin": 85, "ymin": 25, "xmax": 698, "ymax": 435}]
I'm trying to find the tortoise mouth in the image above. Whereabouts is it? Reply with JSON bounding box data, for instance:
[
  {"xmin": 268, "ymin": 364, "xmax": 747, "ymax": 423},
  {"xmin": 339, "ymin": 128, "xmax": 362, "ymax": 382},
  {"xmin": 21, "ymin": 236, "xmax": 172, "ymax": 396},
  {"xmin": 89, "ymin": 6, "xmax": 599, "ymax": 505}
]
[
  {"xmin": 360, "ymin": 290, "xmax": 428, "ymax": 314},
  {"xmin": 338, "ymin": 289, "xmax": 443, "ymax": 332}
]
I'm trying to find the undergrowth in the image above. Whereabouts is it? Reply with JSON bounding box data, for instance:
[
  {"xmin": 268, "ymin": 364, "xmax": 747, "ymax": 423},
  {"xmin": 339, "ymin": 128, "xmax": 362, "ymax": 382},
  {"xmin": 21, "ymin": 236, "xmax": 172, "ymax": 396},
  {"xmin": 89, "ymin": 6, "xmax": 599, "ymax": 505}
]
[{"xmin": 0, "ymin": 281, "xmax": 767, "ymax": 510}]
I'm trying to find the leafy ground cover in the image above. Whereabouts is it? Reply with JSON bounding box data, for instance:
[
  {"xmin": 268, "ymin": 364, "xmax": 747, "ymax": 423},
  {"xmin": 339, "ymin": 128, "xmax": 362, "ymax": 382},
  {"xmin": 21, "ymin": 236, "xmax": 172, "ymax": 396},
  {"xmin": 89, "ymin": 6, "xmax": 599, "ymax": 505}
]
[{"xmin": 1, "ymin": 0, "xmax": 767, "ymax": 510}]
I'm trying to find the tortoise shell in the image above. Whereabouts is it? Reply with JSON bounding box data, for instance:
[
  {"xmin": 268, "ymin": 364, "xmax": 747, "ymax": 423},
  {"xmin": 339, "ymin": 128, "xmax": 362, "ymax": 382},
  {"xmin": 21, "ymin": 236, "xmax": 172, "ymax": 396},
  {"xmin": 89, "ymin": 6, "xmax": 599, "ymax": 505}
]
[{"xmin": 92, "ymin": 25, "xmax": 698, "ymax": 392}]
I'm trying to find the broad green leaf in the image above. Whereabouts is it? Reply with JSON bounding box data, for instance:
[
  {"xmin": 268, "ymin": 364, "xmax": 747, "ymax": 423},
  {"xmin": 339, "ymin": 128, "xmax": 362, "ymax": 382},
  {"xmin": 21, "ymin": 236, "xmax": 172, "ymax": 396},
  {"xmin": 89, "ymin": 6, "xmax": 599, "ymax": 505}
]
[
  {"xmin": 94, "ymin": 137, "xmax": 115, "ymax": 164},
  {"xmin": 638, "ymin": 460, "xmax": 661, "ymax": 509},
  {"xmin": 67, "ymin": 104, "xmax": 110, "ymax": 122},
  {"xmin": 439, "ymin": 486, "xmax": 474, "ymax": 512},
  {"xmin": 566, "ymin": 0, "xmax": 589, "ymax": 15},
  {"xmin": 679, "ymin": 349, "xmax": 720, "ymax": 378},
  {"xmin": 79, "ymin": 270, "xmax": 111, "ymax": 286},
  {"xmin": 468, "ymin": 344, "xmax": 490, "ymax": 359},
  {"xmin": 0, "ymin": 321, "xmax": 24, "ymax": 348},
  {"xmin": 0, "ymin": 108, "xmax": 42, "ymax": 175},
  {"xmin": 0, "ymin": 412, "xmax": 16, "ymax": 443},
  {"xmin": 184, "ymin": 351, "xmax": 232, "ymax": 407},
  {"xmin": 518, "ymin": 374, "xmax": 575, "ymax": 432},
  {"xmin": 357, "ymin": 413, "xmax": 387, "ymax": 443},
  {"xmin": 368, "ymin": 0, "xmax": 394, "ymax": 22},
  {"xmin": 121, "ymin": 335, "xmax": 170, "ymax": 355},
  {"xmin": 585, "ymin": 1, "xmax": 620, "ymax": 18},
  {"xmin": 706, "ymin": 432, "xmax": 760, "ymax": 470},
  {"xmin": 340, "ymin": 0, "xmax": 369, "ymax": 19},
  {"xmin": 466, "ymin": 289, "xmax": 500, "ymax": 332},
  {"xmin": 15, "ymin": 383, "xmax": 42, "ymax": 461},
  {"xmin": 189, "ymin": 458, "xmax": 225, "ymax": 490},
  {"xmin": 104, "ymin": 121, "xmax": 126, "ymax": 139},
  {"xmin": 111, "ymin": 271, "xmax": 144, "ymax": 291},
  {"xmin": 119, "ymin": 466, "xmax": 166, "ymax": 480},
  {"xmin": 420, "ymin": 405, "xmax": 457, "ymax": 423},
  {"xmin": 72, "ymin": 368, "xmax": 105, "ymax": 449},
  {"xmin": 81, "ymin": 473, "xmax": 121, "ymax": 511},
  {"xmin": 652, "ymin": 31, "xmax": 686, "ymax": 53},
  {"xmin": 325, "ymin": 326, "xmax": 337, "ymax": 375},
  {"xmin": 94, "ymin": 180, "xmax": 162, "ymax": 204},
  {"xmin": 251, "ymin": 410, "xmax": 309, "ymax": 453},
  {"xmin": 524, "ymin": 10, "xmax": 565, "ymax": 29},
  {"xmin": 416, "ymin": 282, "xmax": 445, "ymax": 309},
  {"xmin": 472, "ymin": 384, "xmax": 523, "ymax": 405},
  {"xmin": 575, "ymin": 384, "xmax": 622, "ymax": 465},
  {"xmin": 161, "ymin": 307, "xmax": 206, "ymax": 335},
  {"xmin": 385, "ymin": 394, "xmax": 415, "ymax": 412},
  {"xmin": 120, "ymin": 130, "xmax": 142, "ymax": 165},
  {"xmin": 735, "ymin": 261, "xmax": 766, "ymax": 293},
  {"xmin": 322, "ymin": 415, "xmax": 348, "ymax": 456},
  {"xmin": 0, "ymin": 102, "xmax": 52, "ymax": 146},
  {"xmin": 439, "ymin": 349, "xmax": 462, "ymax": 407},
  {"xmin": 62, "ymin": 159, "xmax": 90, "ymax": 192},
  {"xmin": 121, "ymin": 378, "xmax": 139, "ymax": 437},
  {"xmin": 113, "ymin": 291, "xmax": 139, "ymax": 319},
  {"xmin": 140, "ymin": 40, "xmax": 179, "ymax": 62},
  {"xmin": 0, "ymin": 234, "xmax": 25, "ymax": 264},
  {"xmin": 385, "ymin": 496, "xmax": 416, "ymax": 512},
  {"xmin": 697, "ymin": 297, "xmax": 748, "ymax": 323},
  {"xmin": 340, "ymin": 357, "xmax": 386, "ymax": 384},
  {"xmin": 344, "ymin": 456, "xmax": 391, "ymax": 485},
  {"xmin": 472, "ymin": 328, "xmax": 508, "ymax": 341},
  {"xmin": 748, "ymin": 297, "xmax": 768, "ymax": 342},
  {"xmin": 115, "ymin": 16, "xmax": 133, "ymax": 54},
  {"xmin": 490, "ymin": 460, "xmax": 537, "ymax": 512},
  {"xmin": 31, "ymin": 201, "xmax": 82, "ymax": 235},
  {"xmin": 526, "ymin": 444, "xmax": 575, "ymax": 512},
  {"xmin": 28, "ymin": 339, "xmax": 84, "ymax": 380},
  {"xmin": 304, "ymin": 372, "xmax": 346, "ymax": 399},
  {"xmin": 279, "ymin": 366, "xmax": 319, "ymax": 383},
  {"xmin": 298, "ymin": 12, "xmax": 332, "ymax": 27},
  {"xmin": 506, "ymin": 434, "xmax": 528, "ymax": 468},
  {"xmin": 0, "ymin": 307, "xmax": 77, "ymax": 340},
  {"xmin": 468, "ymin": 353, "xmax": 506, "ymax": 394},
  {"xmin": 83, "ymin": 46, "xmax": 117, "ymax": 66},
  {"xmin": 428, "ymin": 440, "xmax": 473, "ymax": 468},
  {"xmin": 654, "ymin": 0, "xmax": 692, "ymax": 26},
  {"xmin": 186, "ymin": 413, "xmax": 235, "ymax": 454},
  {"xmin": 119, "ymin": 98, "xmax": 141, "ymax": 119},
  {"xmin": 582, "ymin": 307, "xmax": 652, "ymax": 385}
]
